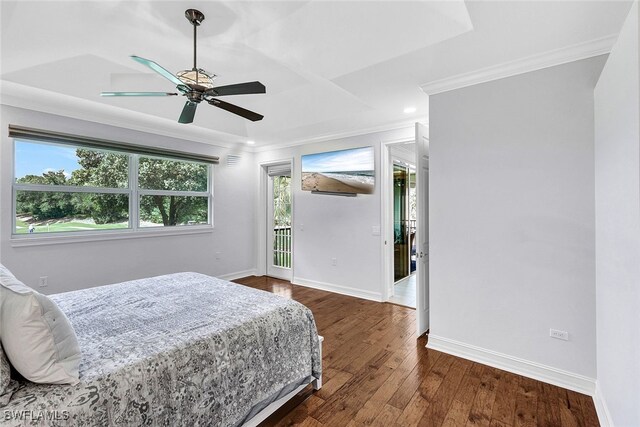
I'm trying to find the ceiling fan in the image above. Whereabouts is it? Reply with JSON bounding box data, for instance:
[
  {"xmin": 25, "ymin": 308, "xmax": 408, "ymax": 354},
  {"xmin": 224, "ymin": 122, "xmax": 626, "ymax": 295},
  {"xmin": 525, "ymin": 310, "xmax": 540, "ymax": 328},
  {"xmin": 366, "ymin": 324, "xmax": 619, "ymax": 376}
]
[{"xmin": 101, "ymin": 9, "xmax": 265, "ymax": 124}]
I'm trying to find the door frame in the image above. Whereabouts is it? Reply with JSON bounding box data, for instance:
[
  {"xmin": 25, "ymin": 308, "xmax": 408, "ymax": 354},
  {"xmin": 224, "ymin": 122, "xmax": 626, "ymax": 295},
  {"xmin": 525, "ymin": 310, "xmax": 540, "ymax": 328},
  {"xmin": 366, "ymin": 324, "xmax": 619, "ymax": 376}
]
[
  {"xmin": 381, "ymin": 137, "xmax": 415, "ymax": 302},
  {"xmin": 257, "ymin": 158, "xmax": 295, "ymax": 279}
]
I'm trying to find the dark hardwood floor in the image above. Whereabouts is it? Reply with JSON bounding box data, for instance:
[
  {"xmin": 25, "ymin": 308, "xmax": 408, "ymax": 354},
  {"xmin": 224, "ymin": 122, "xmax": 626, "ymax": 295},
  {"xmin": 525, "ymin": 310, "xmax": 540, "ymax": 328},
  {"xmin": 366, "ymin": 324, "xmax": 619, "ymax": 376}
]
[{"xmin": 234, "ymin": 276, "xmax": 599, "ymax": 427}]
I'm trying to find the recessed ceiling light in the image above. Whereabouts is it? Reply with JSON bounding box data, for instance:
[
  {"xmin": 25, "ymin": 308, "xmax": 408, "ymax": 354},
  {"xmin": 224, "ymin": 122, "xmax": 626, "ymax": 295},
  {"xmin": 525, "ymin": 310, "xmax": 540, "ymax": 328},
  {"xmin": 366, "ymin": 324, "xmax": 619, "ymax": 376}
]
[
  {"xmin": 247, "ymin": 140, "xmax": 255, "ymax": 145},
  {"xmin": 404, "ymin": 107, "xmax": 416, "ymax": 114}
]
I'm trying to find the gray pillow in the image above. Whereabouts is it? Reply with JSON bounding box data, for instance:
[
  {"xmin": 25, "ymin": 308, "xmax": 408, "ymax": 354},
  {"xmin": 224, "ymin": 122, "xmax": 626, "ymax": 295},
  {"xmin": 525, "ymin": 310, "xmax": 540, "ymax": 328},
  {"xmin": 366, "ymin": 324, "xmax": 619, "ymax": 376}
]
[{"xmin": 0, "ymin": 264, "xmax": 81, "ymax": 385}]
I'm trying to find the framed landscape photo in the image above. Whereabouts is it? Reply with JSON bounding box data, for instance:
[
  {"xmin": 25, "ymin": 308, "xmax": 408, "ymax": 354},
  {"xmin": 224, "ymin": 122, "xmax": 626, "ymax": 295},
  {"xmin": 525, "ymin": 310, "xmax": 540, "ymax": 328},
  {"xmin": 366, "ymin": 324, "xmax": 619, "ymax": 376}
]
[{"xmin": 301, "ymin": 146, "xmax": 375, "ymax": 195}]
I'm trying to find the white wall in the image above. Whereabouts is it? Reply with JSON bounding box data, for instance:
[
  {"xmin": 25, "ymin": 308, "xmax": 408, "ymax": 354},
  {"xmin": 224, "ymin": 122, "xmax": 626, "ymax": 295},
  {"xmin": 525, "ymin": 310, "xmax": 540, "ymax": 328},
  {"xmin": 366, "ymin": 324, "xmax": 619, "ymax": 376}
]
[
  {"xmin": 594, "ymin": 1, "xmax": 640, "ymax": 425},
  {"xmin": 0, "ymin": 106, "xmax": 257, "ymax": 293},
  {"xmin": 428, "ymin": 56, "xmax": 607, "ymax": 384},
  {"xmin": 255, "ymin": 127, "xmax": 413, "ymax": 301}
]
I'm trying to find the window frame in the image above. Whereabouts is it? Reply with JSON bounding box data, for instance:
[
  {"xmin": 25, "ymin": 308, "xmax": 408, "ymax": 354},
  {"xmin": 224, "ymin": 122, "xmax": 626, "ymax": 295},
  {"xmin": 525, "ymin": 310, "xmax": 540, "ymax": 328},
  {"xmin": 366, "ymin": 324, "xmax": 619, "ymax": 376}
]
[
  {"xmin": 11, "ymin": 139, "xmax": 214, "ymax": 246},
  {"xmin": 134, "ymin": 153, "xmax": 213, "ymax": 230}
]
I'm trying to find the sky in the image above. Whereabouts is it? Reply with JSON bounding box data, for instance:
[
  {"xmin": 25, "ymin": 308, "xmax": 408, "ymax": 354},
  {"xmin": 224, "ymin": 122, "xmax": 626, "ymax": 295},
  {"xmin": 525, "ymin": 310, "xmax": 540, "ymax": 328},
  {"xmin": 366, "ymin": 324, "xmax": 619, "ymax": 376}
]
[
  {"xmin": 15, "ymin": 141, "xmax": 80, "ymax": 180},
  {"xmin": 301, "ymin": 146, "xmax": 374, "ymax": 173}
]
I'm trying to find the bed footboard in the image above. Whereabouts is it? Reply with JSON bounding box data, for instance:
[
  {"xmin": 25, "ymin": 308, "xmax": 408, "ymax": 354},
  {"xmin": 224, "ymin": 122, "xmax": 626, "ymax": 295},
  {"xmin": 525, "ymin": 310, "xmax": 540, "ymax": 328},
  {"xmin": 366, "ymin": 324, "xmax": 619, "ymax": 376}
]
[{"xmin": 312, "ymin": 335, "xmax": 324, "ymax": 390}]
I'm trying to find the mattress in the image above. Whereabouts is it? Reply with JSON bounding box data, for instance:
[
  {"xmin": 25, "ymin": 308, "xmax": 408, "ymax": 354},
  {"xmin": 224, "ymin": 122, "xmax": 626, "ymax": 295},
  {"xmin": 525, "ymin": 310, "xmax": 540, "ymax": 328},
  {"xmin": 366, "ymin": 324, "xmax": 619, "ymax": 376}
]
[{"xmin": 1, "ymin": 272, "xmax": 321, "ymax": 426}]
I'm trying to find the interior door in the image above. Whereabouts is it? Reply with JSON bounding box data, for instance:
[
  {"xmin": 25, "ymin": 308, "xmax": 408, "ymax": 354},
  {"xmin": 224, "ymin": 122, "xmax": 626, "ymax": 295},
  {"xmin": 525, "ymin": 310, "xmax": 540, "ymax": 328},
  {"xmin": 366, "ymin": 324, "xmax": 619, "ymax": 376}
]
[
  {"xmin": 266, "ymin": 165, "xmax": 293, "ymax": 281},
  {"xmin": 415, "ymin": 123, "xmax": 430, "ymax": 336}
]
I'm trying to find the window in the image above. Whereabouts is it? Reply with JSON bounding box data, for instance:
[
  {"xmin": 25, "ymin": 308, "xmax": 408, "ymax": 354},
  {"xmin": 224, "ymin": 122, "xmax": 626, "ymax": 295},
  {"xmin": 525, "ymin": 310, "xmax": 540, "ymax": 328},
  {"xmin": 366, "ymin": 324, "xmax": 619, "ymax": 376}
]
[
  {"xmin": 137, "ymin": 157, "xmax": 210, "ymax": 228},
  {"xmin": 14, "ymin": 140, "xmax": 212, "ymax": 236}
]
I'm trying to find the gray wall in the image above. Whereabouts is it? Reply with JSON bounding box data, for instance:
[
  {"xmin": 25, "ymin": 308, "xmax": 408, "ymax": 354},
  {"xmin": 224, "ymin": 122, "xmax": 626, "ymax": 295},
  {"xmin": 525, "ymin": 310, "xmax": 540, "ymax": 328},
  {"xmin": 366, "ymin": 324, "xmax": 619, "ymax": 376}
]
[
  {"xmin": 255, "ymin": 127, "xmax": 413, "ymax": 301},
  {"xmin": 594, "ymin": 1, "xmax": 640, "ymax": 424},
  {"xmin": 0, "ymin": 106, "xmax": 257, "ymax": 293},
  {"xmin": 429, "ymin": 56, "xmax": 607, "ymax": 379}
]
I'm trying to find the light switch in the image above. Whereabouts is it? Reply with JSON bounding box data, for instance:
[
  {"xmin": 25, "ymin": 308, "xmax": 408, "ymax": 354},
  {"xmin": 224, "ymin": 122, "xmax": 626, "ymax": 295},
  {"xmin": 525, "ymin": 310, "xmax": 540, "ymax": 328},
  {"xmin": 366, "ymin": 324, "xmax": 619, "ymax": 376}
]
[{"xmin": 372, "ymin": 225, "xmax": 380, "ymax": 236}]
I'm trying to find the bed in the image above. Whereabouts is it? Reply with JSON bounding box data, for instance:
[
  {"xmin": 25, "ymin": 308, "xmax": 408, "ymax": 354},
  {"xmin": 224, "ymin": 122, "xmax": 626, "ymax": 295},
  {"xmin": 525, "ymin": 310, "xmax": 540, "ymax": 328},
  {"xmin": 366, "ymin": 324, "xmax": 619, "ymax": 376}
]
[{"xmin": 1, "ymin": 272, "xmax": 322, "ymax": 426}]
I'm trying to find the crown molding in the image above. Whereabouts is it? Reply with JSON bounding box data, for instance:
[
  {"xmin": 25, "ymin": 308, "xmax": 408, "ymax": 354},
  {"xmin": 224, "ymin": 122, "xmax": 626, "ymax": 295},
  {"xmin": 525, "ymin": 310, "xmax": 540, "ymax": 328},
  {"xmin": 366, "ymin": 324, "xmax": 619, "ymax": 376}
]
[
  {"xmin": 0, "ymin": 80, "xmax": 252, "ymax": 151},
  {"xmin": 420, "ymin": 34, "xmax": 618, "ymax": 96},
  {"xmin": 1, "ymin": 80, "xmax": 424, "ymax": 154},
  {"xmin": 252, "ymin": 118, "xmax": 423, "ymax": 153}
]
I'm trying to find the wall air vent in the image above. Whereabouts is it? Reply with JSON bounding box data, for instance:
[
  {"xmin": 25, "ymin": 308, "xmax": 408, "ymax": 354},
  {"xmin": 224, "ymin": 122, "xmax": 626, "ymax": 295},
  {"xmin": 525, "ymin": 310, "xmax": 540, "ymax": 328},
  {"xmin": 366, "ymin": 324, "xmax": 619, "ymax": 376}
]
[{"xmin": 226, "ymin": 154, "xmax": 241, "ymax": 167}]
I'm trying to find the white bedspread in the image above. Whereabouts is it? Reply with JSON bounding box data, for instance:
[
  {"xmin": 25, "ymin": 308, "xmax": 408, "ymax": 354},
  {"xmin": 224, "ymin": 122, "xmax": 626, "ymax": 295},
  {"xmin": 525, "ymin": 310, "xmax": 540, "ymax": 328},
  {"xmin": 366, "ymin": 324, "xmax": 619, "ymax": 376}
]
[{"xmin": 2, "ymin": 273, "xmax": 321, "ymax": 426}]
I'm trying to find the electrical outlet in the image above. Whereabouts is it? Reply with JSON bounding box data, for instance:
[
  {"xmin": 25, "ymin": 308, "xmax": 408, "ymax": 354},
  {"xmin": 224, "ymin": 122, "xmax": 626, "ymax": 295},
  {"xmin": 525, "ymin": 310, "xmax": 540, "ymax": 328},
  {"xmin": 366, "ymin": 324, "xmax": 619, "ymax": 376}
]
[
  {"xmin": 39, "ymin": 276, "xmax": 48, "ymax": 288},
  {"xmin": 550, "ymin": 329, "xmax": 569, "ymax": 341},
  {"xmin": 372, "ymin": 225, "xmax": 381, "ymax": 236},
  {"xmin": 215, "ymin": 252, "xmax": 221, "ymax": 260},
  {"xmin": 331, "ymin": 258, "xmax": 337, "ymax": 266}
]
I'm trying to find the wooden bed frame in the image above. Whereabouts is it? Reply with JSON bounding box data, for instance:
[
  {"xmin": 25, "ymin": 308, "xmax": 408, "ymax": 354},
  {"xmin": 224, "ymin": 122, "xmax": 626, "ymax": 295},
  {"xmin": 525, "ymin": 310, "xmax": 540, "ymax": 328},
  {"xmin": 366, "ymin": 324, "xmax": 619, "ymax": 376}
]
[{"xmin": 244, "ymin": 336, "xmax": 324, "ymax": 427}]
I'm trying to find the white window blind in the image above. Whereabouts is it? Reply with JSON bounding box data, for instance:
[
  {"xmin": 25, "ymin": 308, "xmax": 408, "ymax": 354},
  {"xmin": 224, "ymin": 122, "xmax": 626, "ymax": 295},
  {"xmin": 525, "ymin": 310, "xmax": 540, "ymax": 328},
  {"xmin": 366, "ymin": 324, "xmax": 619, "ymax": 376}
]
[
  {"xmin": 8, "ymin": 125, "xmax": 219, "ymax": 164},
  {"xmin": 267, "ymin": 164, "xmax": 291, "ymax": 177}
]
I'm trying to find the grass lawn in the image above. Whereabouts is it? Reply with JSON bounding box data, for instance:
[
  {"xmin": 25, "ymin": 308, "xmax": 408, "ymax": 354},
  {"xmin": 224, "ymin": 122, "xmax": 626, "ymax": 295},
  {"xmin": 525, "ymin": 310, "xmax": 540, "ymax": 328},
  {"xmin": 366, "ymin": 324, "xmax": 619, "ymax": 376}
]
[{"xmin": 15, "ymin": 220, "xmax": 128, "ymax": 234}]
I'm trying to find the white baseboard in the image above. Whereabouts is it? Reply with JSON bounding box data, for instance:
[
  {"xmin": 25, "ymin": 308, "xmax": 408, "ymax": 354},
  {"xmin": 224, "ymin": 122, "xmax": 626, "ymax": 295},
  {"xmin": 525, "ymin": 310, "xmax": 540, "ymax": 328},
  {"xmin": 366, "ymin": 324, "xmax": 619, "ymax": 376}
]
[
  {"xmin": 292, "ymin": 276, "xmax": 383, "ymax": 302},
  {"xmin": 593, "ymin": 381, "xmax": 614, "ymax": 427},
  {"xmin": 426, "ymin": 334, "xmax": 596, "ymax": 396},
  {"xmin": 218, "ymin": 269, "xmax": 257, "ymax": 281}
]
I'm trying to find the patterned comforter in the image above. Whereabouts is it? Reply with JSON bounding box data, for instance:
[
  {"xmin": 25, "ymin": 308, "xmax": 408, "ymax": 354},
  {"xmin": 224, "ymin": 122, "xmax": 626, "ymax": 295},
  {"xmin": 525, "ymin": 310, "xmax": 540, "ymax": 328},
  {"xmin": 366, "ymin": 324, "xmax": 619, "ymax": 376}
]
[{"xmin": 2, "ymin": 273, "xmax": 321, "ymax": 426}]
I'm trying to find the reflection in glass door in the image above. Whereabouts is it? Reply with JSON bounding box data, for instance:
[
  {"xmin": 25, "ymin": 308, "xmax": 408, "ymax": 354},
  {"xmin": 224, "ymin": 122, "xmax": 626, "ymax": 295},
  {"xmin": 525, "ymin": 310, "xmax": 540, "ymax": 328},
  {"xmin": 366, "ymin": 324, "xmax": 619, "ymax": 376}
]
[
  {"xmin": 394, "ymin": 164, "xmax": 409, "ymax": 281},
  {"xmin": 393, "ymin": 162, "xmax": 417, "ymax": 282}
]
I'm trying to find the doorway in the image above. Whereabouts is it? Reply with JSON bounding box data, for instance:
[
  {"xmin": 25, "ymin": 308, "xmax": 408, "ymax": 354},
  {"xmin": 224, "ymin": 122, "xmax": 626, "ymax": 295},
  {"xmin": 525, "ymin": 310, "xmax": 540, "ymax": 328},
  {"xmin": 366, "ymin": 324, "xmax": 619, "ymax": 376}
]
[
  {"xmin": 382, "ymin": 123, "xmax": 429, "ymax": 336},
  {"xmin": 266, "ymin": 163, "xmax": 293, "ymax": 281},
  {"xmin": 390, "ymin": 160, "xmax": 417, "ymax": 307}
]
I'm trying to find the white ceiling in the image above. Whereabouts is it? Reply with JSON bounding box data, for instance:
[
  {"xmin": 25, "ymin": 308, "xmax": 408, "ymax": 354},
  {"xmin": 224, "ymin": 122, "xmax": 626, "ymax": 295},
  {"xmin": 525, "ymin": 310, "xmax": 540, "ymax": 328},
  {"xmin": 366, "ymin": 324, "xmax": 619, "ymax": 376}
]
[{"xmin": 0, "ymin": 1, "xmax": 633, "ymax": 148}]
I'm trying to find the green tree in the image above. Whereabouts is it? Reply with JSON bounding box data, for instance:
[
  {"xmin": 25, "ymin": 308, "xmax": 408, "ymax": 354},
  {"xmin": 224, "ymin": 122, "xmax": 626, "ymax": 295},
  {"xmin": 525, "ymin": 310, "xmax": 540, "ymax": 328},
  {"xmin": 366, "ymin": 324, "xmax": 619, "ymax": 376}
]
[
  {"xmin": 16, "ymin": 171, "xmax": 76, "ymax": 220},
  {"xmin": 72, "ymin": 149, "xmax": 129, "ymax": 224},
  {"xmin": 138, "ymin": 157, "xmax": 208, "ymax": 226},
  {"xmin": 72, "ymin": 149, "xmax": 128, "ymax": 188},
  {"xmin": 272, "ymin": 176, "xmax": 291, "ymax": 227},
  {"xmin": 140, "ymin": 195, "xmax": 208, "ymax": 226},
  {"xmin": 74, "ymin": 152, "xmax": 208, "ymax": 226},
  {"xmin": 16, "ymin": 150, "xmax": 208, "ymax": 227}
]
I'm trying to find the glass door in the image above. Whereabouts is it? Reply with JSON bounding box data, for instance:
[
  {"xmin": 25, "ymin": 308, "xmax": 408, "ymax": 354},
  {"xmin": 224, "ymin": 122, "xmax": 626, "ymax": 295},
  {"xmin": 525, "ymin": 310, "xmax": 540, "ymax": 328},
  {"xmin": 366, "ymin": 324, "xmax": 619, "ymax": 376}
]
[
  {"xmin": 393, "ymin": 163, "xmax": 409, "ymax": 281},
  {"xmin": 267, "ymin": 166, "xmax": 292, "ymax": 281}
]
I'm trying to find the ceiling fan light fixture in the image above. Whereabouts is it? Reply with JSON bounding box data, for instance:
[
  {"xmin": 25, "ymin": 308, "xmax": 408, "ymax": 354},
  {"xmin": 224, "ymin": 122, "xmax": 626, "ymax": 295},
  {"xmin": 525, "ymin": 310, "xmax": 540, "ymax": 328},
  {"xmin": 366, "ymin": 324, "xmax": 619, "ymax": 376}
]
[{"xmin": 176, "ymin": 69, "xmax": 217, "ymax": 89}]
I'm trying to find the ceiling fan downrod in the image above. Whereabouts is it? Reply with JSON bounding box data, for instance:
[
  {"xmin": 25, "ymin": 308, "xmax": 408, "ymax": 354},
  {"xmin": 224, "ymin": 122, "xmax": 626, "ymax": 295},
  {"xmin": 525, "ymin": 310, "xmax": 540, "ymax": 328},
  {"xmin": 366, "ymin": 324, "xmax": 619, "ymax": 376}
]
[{"xmin": 185, "ymin": 9, "xmax": 205, "ymax": 77}]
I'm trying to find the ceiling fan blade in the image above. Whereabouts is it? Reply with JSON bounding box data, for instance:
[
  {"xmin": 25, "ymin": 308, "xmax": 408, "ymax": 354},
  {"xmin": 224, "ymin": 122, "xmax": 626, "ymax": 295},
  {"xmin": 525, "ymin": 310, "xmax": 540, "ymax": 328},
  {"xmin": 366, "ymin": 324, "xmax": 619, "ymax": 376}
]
[
  {"xmin": 178, "ymin": 101, "xmax": 198, "ymax": 124},
  {"xmin": 130, "ymin": 55, "xmax": 184, "ymax": 87},
  {"xmin": 101, "ymin": 92, "xmax": 178, "ymax": 97},
  {"xmin": 207, "ymin": 99, "xmax": 264, "ymax": 122},
  {"xmin": 205, "ymin": 81, "xmax": 266, "ymax": 97}
]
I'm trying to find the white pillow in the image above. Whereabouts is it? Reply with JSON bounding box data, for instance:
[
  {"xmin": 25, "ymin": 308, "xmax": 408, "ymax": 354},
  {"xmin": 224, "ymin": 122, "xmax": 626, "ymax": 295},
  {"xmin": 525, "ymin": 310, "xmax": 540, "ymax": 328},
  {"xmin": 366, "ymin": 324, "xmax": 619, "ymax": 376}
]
[{"xmin": 0, "ymin": 264, "xmax": 80, "ymax": 385}]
